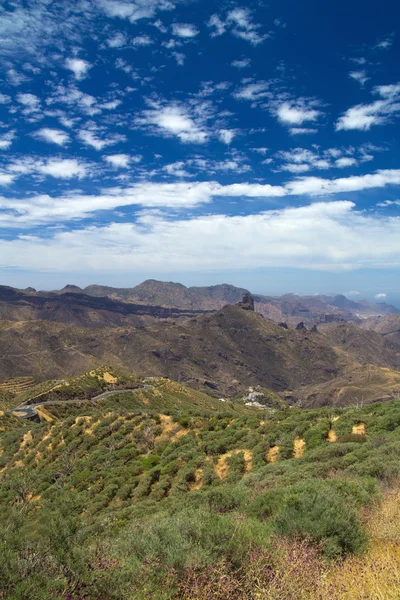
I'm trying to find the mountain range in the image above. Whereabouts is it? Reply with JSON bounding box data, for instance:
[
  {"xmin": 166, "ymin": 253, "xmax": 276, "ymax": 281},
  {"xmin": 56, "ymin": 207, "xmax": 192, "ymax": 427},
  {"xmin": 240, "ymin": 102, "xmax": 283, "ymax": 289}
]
[{"xmin": 1, "ymin": 280, "xmax": 400, "ymax": 408}]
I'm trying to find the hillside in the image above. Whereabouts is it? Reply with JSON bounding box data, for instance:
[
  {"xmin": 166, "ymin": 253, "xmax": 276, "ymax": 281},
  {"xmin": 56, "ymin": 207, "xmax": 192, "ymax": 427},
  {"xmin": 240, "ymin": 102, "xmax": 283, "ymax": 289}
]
[
  {"xmin": 361, "ymin": 314, "xmax": 400, "ymax": 348},
  {"xmin": 0, "ymin": 303, "xmax": 341, "ymax": 397},
  {"xmin": 56, "ymin": 280, "xmax": 250, "ymax": 311},
  {"xmin": 0, "ymin": 285, "xmax": 208, "ymax": 328},
  {"xmin": 2, "ymin": 299, "xmax": 400, "ymax": 406},
  {"xmin": 1, "ymin": 372, "xmax": 400, "ymax": 599}
]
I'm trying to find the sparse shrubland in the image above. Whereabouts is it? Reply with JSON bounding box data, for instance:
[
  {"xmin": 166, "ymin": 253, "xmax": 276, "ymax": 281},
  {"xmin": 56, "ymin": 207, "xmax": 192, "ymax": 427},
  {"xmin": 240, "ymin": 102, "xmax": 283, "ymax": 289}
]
[{"xmin": 1, "ymin": 370, "xmax": 400, "ymax": 598}]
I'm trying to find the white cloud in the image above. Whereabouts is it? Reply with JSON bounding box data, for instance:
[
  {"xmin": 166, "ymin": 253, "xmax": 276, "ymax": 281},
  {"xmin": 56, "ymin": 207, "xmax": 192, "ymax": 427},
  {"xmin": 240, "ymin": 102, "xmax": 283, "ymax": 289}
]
[
  {"xmin": 233, "ymin": 81, "xmax": 270, "ymax": 102},
  {"xmin": 172, "ymin": 23, "xmax": 199, "ymax": 38},
  {"xmin": 107, "ymin": 32, "xmax": 127, "ymax": 47},
  {"xmin": 335, "ymin": 157, "xmax": 357, "ymax": 168},
  {"xmin": 16, "ymin": 92, "xmax": 40, "ymax": 109},
  {"xmin": 163, "ymin": 162, "xmax": 192, "ymax": 177},
  {"xmin": 3, "ymin": 200, "xmax": 400, "ymax": 273},
  {"xmin": 132, "ymin": 34, "xmax": 153, "ymax": 46},
  {"xmin": 286, "ymin": 169, "xmax": 400, "ymax": 196},
  {"xmin": 375, "ymin": 35, "xmax": 393, "ymax": 50},
  {"xmin": 375, "ymin": 293, "xmax": 387, "ymax": 300},
  {"xmin": 136, "ymin": 101, "xmax": 209, "ymax": 143},
  {"xmin": 0, "ymin": 93, "xmax": 11, "ymax": 104},
  {"xmin": 0, "ymin": 173, "xmax": 16, "ymax": 186},
  {"xmin": 344, "ymin": 291, "xmax": 360, "ymax": 297},
  {"xmin": 78, "ymin": 129, "xmax": 126, "ymax": 150},
  {"xmin": 208, "ymin": 8, "xmax": 268, "ymax": 45},
  {"xmin": 65, "ymin": 58, "xmax": 92, "ymax": 80},
  {"xmin": 0, "ymin": 131, "xmax": 16, "ymax": 150},
  {"xmin": 231, "ymin": 58, "xmax": 251, "ymax": 68},
  {"xmin": 377, "ymin": 199, "xmax": 400, "ymax": 207},
  {"xmin": 171, "ymin": 51, "xmax": 185, "ymax": 65},
  {"xmin": 349, "ymin": 70, "xmax": 369, "ymax": 86},
  {"xmin": 207, "ymin": 14, "xmax": 227, "ymax": 37},
  {"xmin": 276, "ymin": 147, "xmax": 360, "ymax": 172},
  {"xmin": 289, "ymin": 127, "xmax": 318, "ymax": 135},
  {"xmin": 98, "ymin": 0, "xmax": 176, "ymax": 23},
  {"xmin": 219, "ymin": 129, "xmax": 235, "ymax": 144},
  {"xmin": 104, "ymin": 154, "xmax": 131, "ymax": 168},
  {"xmin": 33, "ymin": 127, "xmax": 70, "ymax": 146},
  {"xmin": 277, "ymin": 100, "xmax": 321, "ymax": 126},
  {"xmin": 336, "ymin": 82, "xmax": 400, "ymax": 130},
  {"xmin": 37, "ymin": 158, "xmax": 87, "ymax": 179}
]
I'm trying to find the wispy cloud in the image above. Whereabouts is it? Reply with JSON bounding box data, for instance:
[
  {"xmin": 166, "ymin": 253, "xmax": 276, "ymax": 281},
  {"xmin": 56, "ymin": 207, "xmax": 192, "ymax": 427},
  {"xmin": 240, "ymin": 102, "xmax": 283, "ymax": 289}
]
[
  {"xmin": 33, "ymin": 128, "xmax": 70, "ymax": 146},
  {"xmin": 208, "ymin": 8, "xmax": 269, "ymax": 45},
  {"xmin": 336, "ymin": 82, "xmax": 400, "ymax": 130}
]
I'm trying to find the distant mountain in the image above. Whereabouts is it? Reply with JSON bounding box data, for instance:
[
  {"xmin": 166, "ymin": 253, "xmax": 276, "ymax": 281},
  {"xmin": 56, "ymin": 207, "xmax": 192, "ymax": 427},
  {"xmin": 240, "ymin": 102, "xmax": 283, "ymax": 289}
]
[
  {"xmin": 0, "ymin": 285, "xmax": 210, "ymax": 328},
  {"xmin": 55, "ymin": 280, "xmax": 250, "ymax": 311},
  {"xmin": 361, "ymin": 314, "xmax": 400, "ymax": 348}
]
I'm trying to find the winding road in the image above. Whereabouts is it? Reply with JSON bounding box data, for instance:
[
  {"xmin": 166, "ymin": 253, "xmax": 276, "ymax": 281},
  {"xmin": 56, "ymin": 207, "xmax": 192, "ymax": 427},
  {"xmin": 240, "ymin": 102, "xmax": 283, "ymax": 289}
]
[{"xmin": 7, "ymin": 385, "xmax": 153, "ymax": 420}]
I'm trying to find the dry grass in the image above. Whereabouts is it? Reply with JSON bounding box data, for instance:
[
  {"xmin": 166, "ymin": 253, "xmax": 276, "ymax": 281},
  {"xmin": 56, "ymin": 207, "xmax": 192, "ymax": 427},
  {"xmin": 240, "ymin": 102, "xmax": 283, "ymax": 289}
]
[
  {"xmin": 293, "ymin": 437, "xmax": 306, "ymax": 458},
  {"xmin": 352, "ymin": 423, "xmax": 367, "ymax": 436},
  {"xmin": 318, "ymin": 490, "xmax": 400, "ymax": 599},
  {"xmin": 215, "ymin": 449, "xmax": 253, "ymax": 480},
  {"xmin": 267, "ymin": 446, "xmax": 279, "ymax": 463},
  {"xmin": 328, "ymin": 429, "xmax": 337, "ymax": 442}
]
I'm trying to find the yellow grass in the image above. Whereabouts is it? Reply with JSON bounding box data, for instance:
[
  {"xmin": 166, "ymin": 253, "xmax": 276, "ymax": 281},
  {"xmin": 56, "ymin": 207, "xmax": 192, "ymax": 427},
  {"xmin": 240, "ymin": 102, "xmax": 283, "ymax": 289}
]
[
  {"xmin": 294, "ymin": 437, "xmax": 306, "ymax": 458},
  {"xmin": 267, "ymin": 445, "xmax": 279, "ymax": 463},
  {"xmin": 319, "ymin": 490, "xmax": 400, "ymax": 599},
  {"xmin": 352, "ymin": 423, "xmax": 367, "ymax": 436},
  {"xmin": 215, "ymin": 449, "xmax": 253, "ymax": 480},
  {"xmin": 328, "ymin": 429, "xmax": 337, "ymax": 442}
]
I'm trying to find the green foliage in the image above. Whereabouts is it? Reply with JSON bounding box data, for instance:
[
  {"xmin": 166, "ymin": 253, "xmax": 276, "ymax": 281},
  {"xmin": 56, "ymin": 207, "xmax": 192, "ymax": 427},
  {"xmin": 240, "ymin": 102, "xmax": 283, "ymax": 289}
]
[{"xmin": 1, "ymin": 372, "xmax": 400, "ymax": 597}]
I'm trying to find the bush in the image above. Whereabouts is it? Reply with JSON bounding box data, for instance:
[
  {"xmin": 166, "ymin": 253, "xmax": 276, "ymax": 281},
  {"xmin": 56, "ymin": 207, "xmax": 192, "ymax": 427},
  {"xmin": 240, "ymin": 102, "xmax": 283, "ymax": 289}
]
[{"xmin": 271, "ymin": 480, "xmax": 368, "ymax": 558}]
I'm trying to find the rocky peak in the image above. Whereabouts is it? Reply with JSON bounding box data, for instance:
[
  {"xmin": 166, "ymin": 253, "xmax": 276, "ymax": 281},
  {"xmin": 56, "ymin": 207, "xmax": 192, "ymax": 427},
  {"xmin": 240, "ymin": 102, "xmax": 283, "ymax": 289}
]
[{"xmin": 238, "ymin": 294, "xmax": 255, "ymax": 311}]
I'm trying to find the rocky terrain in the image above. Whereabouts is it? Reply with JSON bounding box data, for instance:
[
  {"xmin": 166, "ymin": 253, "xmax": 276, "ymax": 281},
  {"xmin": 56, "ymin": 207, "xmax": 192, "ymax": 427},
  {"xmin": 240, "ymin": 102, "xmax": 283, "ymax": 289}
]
[{"xmin": 0, "ymin": 285, "xmax": 399, "ymax": 407}]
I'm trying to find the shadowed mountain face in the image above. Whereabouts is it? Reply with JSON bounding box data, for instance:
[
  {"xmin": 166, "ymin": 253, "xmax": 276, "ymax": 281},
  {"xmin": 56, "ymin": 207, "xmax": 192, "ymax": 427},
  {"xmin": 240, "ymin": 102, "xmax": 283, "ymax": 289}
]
[
  {"xmin": 56, "ymin": 280, "xmax": 250, "ymax": 311},
  {"xmin": 51, "ymin": 280, "xmax": 400, "ymax": 324},
  {"xmin": 0, "ymin": 286, "xmax": 212, "ymax": 328}
]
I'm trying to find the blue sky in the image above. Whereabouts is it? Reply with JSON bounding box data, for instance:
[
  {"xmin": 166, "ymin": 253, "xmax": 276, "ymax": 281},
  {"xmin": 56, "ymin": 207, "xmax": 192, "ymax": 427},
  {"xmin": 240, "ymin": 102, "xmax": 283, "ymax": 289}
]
[{"xmin": 0, "ymin": 0, "xmax": 399, "ymax": 303}]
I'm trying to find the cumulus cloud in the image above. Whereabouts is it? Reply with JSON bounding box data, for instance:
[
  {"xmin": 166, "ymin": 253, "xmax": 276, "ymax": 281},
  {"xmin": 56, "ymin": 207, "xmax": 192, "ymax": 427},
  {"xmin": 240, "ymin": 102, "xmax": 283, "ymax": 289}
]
[
  {"xmin": 375, "ymin": 293, "xmax": 387, "ymax": 299},
  {"xmin": 219, "ymin": 129, "xmax": 236, "ymax": 144},
  {"xmin": 136, "ymin": 101, "xmax": 209, "ymax": 143},
  {"xmin": 2, "ymin": 200, "xmax": 400, "ymax": 273},
  {"xmin": 172, "ymin": 23, "xmax": 199, "ymax": 37},
  {"xmin": 275, "ymin": 147, "xmax": 361, "ymax": 172},
  {"xmin": 104, "ymin": 154, "xmax": 131, "ymax": 168},
  {"xmin": 276, "ymin": 100, "xmax": 321, "ymax": 126},
  {"xmin": 33, "ymin": 127, "xmax": 70, "ymax": 146},
  {"xmin": 336, "ymin": 82, "xmax": 400, "ymax": 130},
  {"xmin": 36, "ymin": 158, "xmax": 87, "ymax": 179},
  {"xmin": 208, "ymin": 8, "xmax": 268, "ymax": 45},
  {"xmin": 132, "ymin": 34, "xmax": 153, "ymax": 46},
  {"xmin": 106, "ymin": 32, "xmax": 127, "ymax": 47},
  {"xmin": 65, "ymin": 58, "xmax": 92, "ymax": 80},
  {"xmin": 231, "ymin": 58, "xmax": 251, "ymax": 68},
  {"xmin": 98, "ymin": 0, "xmax": 176, "ymax": 23},
  {"xmin": 0, "ymin": 131, "xmax": 16, "ymax": 150}
]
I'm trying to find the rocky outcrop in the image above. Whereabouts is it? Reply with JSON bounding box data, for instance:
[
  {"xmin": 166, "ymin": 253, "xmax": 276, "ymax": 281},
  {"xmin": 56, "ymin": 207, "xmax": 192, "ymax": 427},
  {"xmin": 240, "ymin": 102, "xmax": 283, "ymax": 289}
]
[
  {"xmin": 296, "ymin": 321, "xmax": 307, "ymax": 331},
  {"xmin": 238, "ymin": 294, "xmax": 255, "ymax": 311}
]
